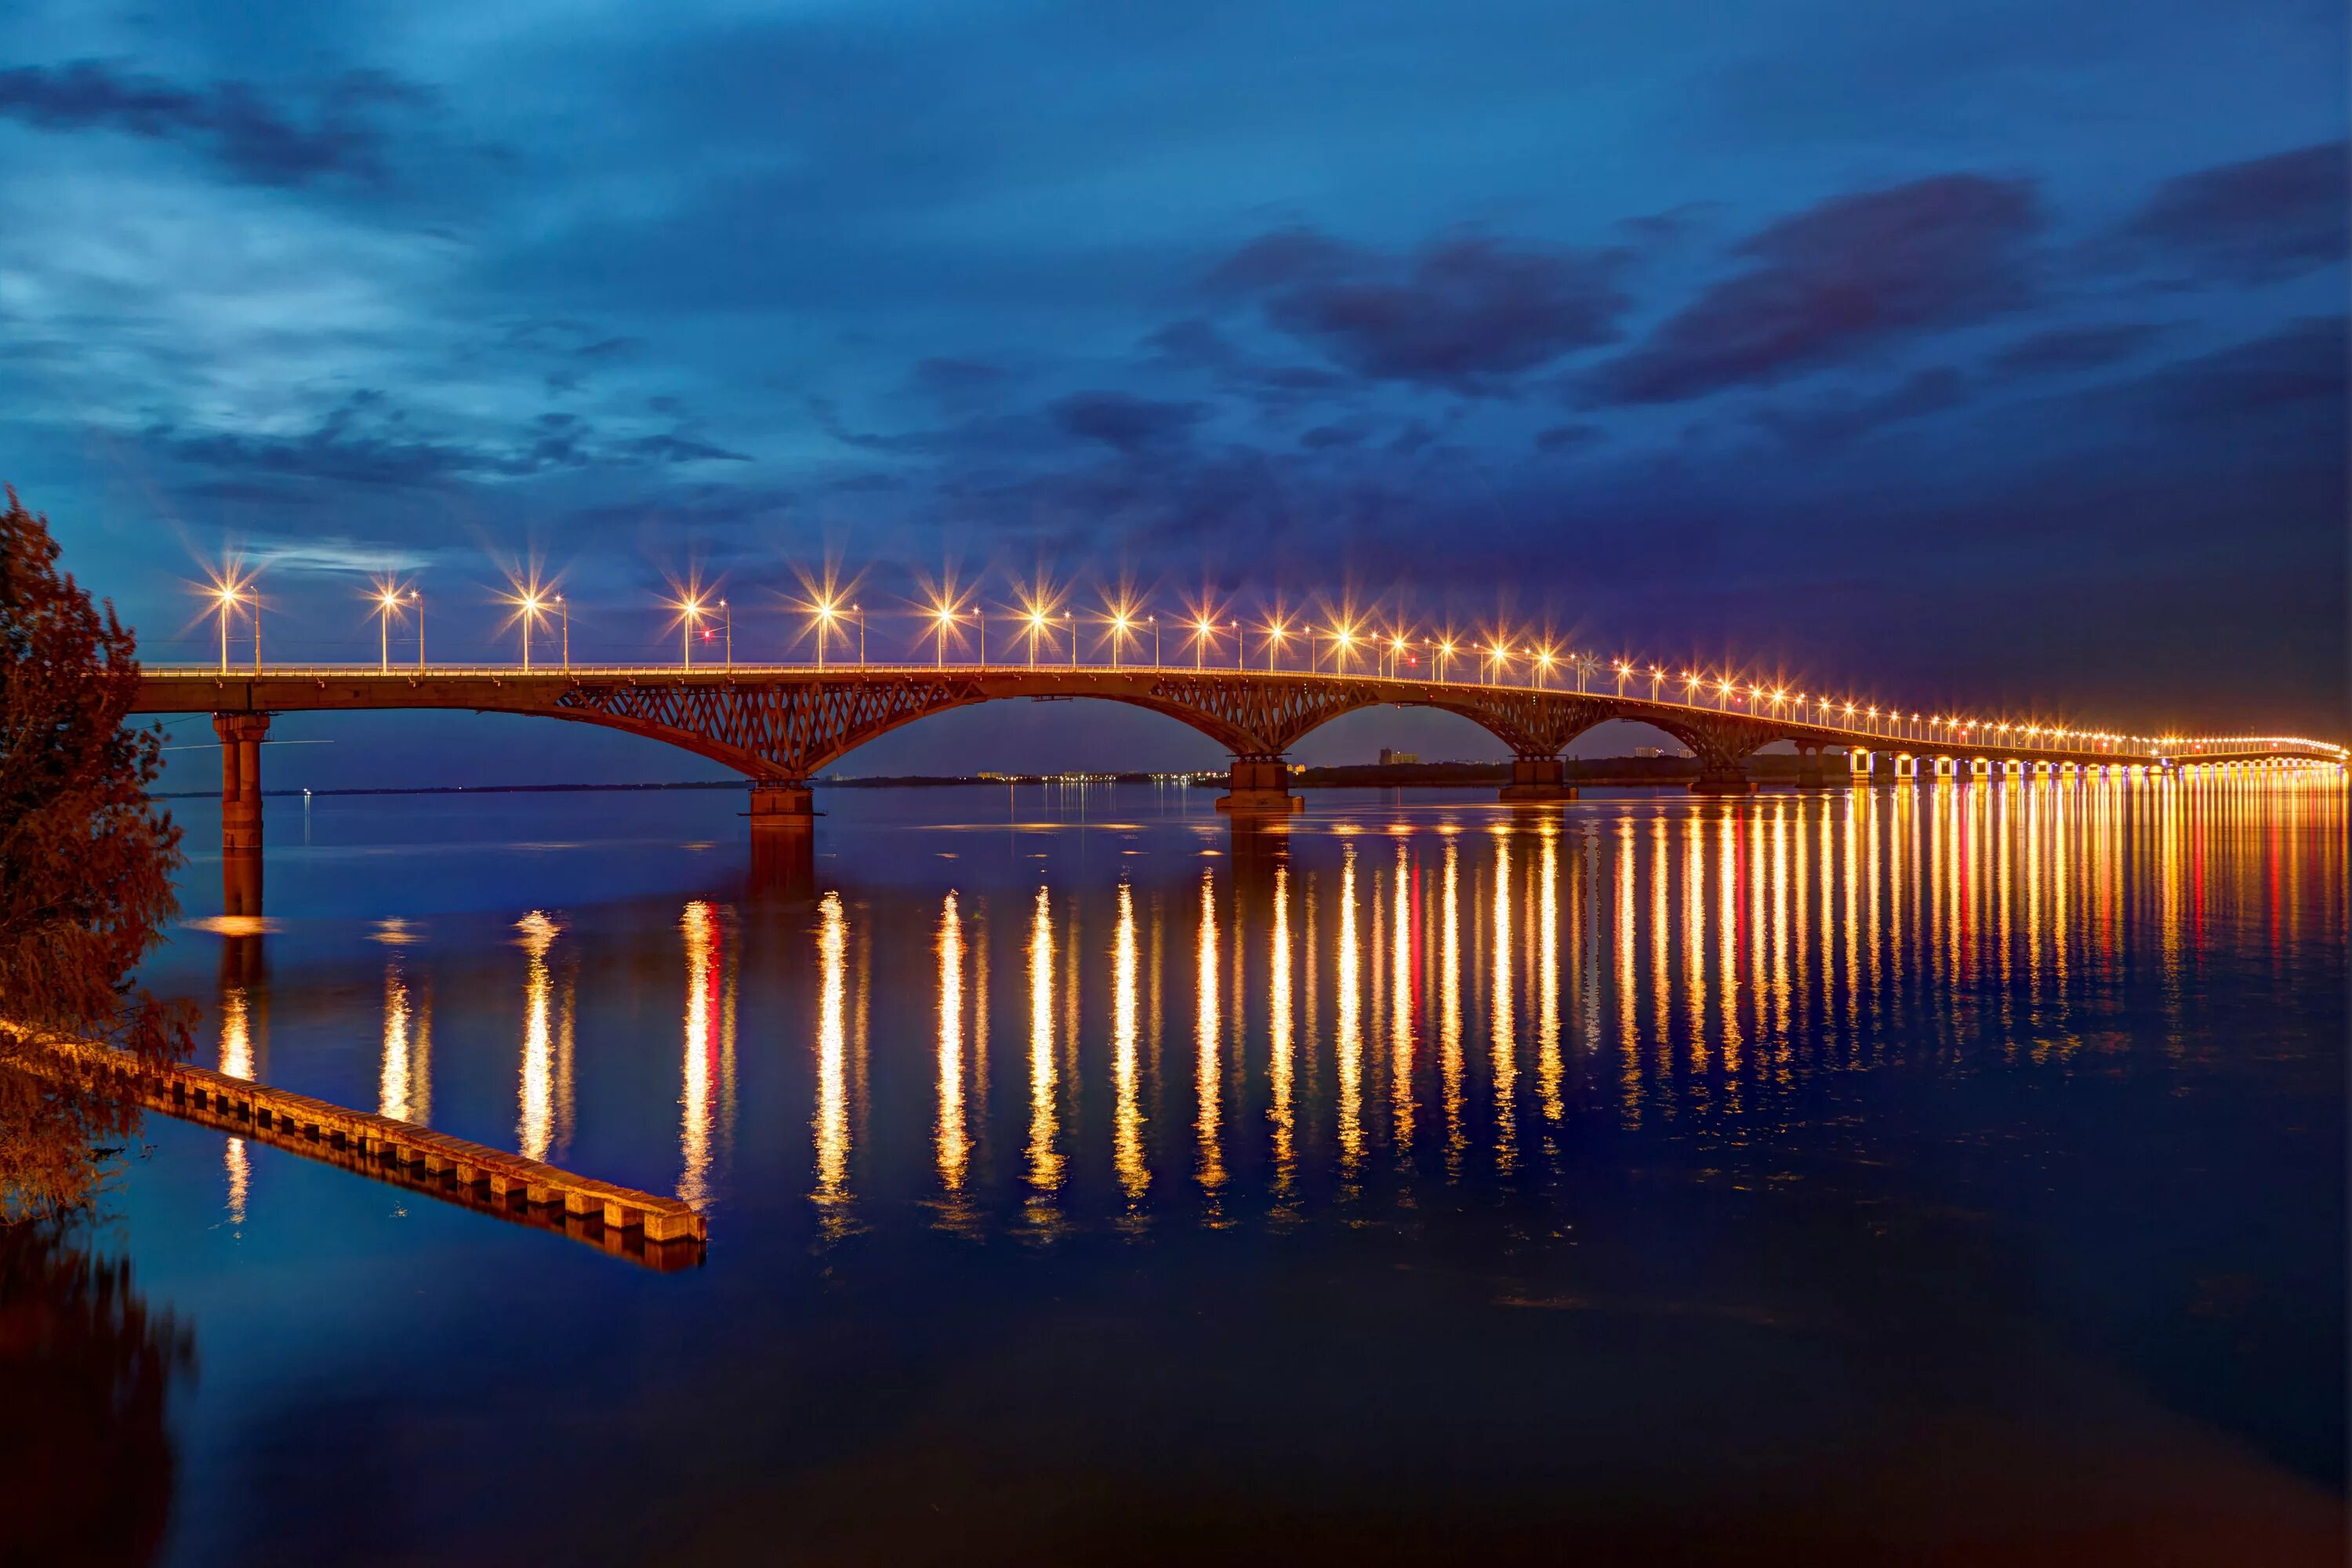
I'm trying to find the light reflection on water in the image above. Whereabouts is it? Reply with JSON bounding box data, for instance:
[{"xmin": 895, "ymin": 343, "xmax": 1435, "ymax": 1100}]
[
  {"xmin": 183, "ymin": 771, "xmax": 2347, "ymax": 1240},
  {"xmin": 142, "ymin": 769, "xmax": 2350, "ymax": 1552}
]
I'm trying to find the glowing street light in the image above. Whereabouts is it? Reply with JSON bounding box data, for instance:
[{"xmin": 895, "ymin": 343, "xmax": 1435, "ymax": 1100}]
[
  {"xmin": 931, "ymin": 597, "xmax": 961, "ymax": 670},
  {"xmin": 212, "ymin": 579, "xmax": 246, "ymax": 674},
  {"xmin": 1264, "ymin": 618, "xmax": 1288, "ymax": 673},
  {"xmin": 1192, "ymin": 615, "xmax": 1218, "ymax": 670},
  {"xmin": 1535, "ymin": 646, "xmax": 1558, "ymax": 688},
  {"xmin": 811, "ymin": 593, "xmax": 841, "ymax": 670},
  {"xmin": 677, "ymin": 593, "xmax": 707, "ymax": 668},
  {"xmin": 370, "ymin": 583, "xmax": 407, "ymax": 674},
  {"xmin": 1107, "ymin": 604, "xmax": 1135, "ymax": 670},
  {"xmin": 1649, "ymin": 665, "xmax": 1664, "ymax": 701},
  {"xmin": 1434, "ymin": 637, "xmax": 1457, "ymax": 684},
  {"xmin": 1027, "ymin": 604, "xmax": 1054, "ymax": 669},
  {"xmin": 1486, "ymin": 641, "xmax": 1511, "ymax": 681},
  {"xmin": 514, "ymin": 588, "xmax": 549, "ymax": 672}
]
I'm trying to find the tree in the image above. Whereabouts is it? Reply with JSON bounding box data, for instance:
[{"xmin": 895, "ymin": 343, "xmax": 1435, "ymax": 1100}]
[{"xmin": 0, "ymin": 488, "xmax": 191, "ymax": 1224}]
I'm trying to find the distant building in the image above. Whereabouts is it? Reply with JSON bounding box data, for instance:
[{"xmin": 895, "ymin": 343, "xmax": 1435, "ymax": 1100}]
[
  {"xmin": 1633, "ymin": 746, "xmax": 1662, "ymax": 759},
  {"xmin": 1378, "ymin": 748, "xmax": 1421, "ymax": 765}
]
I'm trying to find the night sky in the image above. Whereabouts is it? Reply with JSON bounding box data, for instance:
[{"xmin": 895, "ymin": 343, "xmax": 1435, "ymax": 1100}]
[{"xmin": 3, "ymin": 2, "xmax": 2343, "ymax": 786}]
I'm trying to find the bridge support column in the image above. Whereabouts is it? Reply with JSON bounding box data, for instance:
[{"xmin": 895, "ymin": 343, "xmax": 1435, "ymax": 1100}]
[
  {"xmin": 1971, "ymin": 757, "xmax": 1991, "ymax": 779},
  {"xmin": 1933, "ymin": 756, "xmax": 1956, "ymax": 779},
  {"xmin": 213, "ymin": 713, "xmax": 269, "ymax": 919},
  {"xmin": 1692, "ymin": 762, "xmax": 1755, "ymax": 795},
  {"xmin": 1893, "ymin": 753, "xmax": 1918, "ymax": 780},
  {"xmin": 1847, "ymin": 748, "xmax": 1874, "ymax": 783},
  {"xmin": 1499, "ymin": 754, "xmax": 1575, "ymax": 804},
  {"xmin": 748, "ymin": 779, "xmax": 815, "ymax": 833},
  {"xmin": 1794, "ymin": 746, "xmax": 1828, "ymax": 789},
  {"xmin": 1215, "ymin": 755, "xmax": 1301, "ymax": 815}
]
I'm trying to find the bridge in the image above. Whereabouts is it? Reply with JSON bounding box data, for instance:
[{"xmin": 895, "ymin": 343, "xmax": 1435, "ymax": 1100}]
[{"xmin": 134, "ymin": 660, "xmax": 2347, "ymax": 911}]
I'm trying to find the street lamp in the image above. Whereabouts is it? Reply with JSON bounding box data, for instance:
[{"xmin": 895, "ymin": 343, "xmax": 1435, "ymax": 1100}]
[
  {"xmin": 1436, "ymin": 637, "xmax": 1457, "ymax": 684},
  {"xmin": 813, "ymin": 595, "xmax": 840, "ymax": 670},
  {"xmin": 410, "ymin": 591, "xmax": 423, "ymax": 671},
  {"xmin": 931, "ymin": 598, "xmax": 959, "ymax": 669},
  {"xmin": 677, "ymin": 593, "xmax": 706, "ymax": 668},
  {"xmin": 557, "ymin": 594, "xmax": 570, "ymax": 670},
  {"xmin": 1149, "ymin": 615, "xmax": 1159, "ymax": 667},
  {"xmin": 1029, "ymin": 606, "xmax": 1052, "ymax": 669},
  {"xmin": 1536, "ymin": 646, "xmax": 1557, "ymax": 688},
  {"xmin": 720, "ymin": 599, "xmax": 731, "ymax": 669},
  {"xmin": 214, "ymin": 582, "xmax": 244, "ymax": 674},
  {"xmin": 373, "ymin": 584, "xmax": 403, "ymax": 673},
  {"xmin": 516, "ymin": 589, "xmax": 547, "ymax": 671},
  {"xmin": 1648, "ymin": 666, "xmax": 1663, "ymax": 701},
  {"xmin": 1265, "ymin": 618, "xmax": 1287, "ymax": 673},
  {"xmin": 1108, "ymin": 607, "xmax": 1133, "ymax": 670}
]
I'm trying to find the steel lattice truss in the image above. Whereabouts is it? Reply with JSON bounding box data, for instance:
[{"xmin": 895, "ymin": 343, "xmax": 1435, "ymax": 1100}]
[{"xmin": 132, "ymin": 666, "xmax": 2255, "ymax": 779}]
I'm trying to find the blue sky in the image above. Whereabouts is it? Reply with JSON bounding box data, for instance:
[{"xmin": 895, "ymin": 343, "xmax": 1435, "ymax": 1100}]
[{"xmin": 3, "ymin": 0, "xmax": 2343, "ymax": 783}]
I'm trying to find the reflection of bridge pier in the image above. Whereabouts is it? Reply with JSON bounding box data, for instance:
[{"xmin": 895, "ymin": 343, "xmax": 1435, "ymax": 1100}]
[
  {"xmin": 213, "ymin": 712, "xmax": 270, "ymax": 916},
  {"xmin": 747, "ymin": 819, "xmax": 817, "ymax": 904},
  {"xmin": 1228, "ymin": 814, "xmax": 1289, "ymax": 907},
  {"xmin": 746, "ymin": 779, "xmax": 818, "ymax": 902}
]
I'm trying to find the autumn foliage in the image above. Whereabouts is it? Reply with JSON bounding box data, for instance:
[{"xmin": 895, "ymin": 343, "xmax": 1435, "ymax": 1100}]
[{"xmin": 0, "ymin": 488, "xmax": 192, "ymax": 1223}]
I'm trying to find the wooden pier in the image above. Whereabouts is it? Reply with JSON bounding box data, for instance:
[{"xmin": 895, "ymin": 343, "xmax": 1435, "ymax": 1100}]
[{"xmin": 48, "ymin": 1040, "xmax": 707, "ymax": 1270}]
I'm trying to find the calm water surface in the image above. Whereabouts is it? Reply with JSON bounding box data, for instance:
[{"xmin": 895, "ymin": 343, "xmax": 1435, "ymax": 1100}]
[{"xmin": 45, "ymin": 777, "xmax": 2352, "ymax": 1563}]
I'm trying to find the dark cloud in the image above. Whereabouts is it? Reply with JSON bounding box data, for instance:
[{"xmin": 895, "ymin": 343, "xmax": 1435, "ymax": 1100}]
[
  {"xmin": 1755, "ymin": 365, "xmax": 1968, "ymax": 446},
  {"xmin": 1299, "ymin": 423, "xmax": 1368, "ymax": 450},
  {"xmin": 156, "ymin": 393, "xmax": 748, "ymax": 486},
  {"xmin": 1985, "ymin": 321, "xmax": 2171, "ymax": 380},
  {"xmin": 909, "ymin": 357, "xmax": 1010, "ymax": 404},
  {"xmin": 1534, "ymin": 423, "xmax": 1604, "ymax": 453},
  {"xmin": 2102, "ymin": 315, "xmax": 2346, "ymax": 431},
  {"xmin": 0, "ymin": 60, "xmax": 429, "ymax": 187},
  {"xmin": 2116, "ymin": 142, "xmax": 2349, "ymax": 285},
  {"xmin": 1048, "ymin": 390, "xmax": 1207, "ymax": 453},
  {"xmin": 1210, "ymin": 227, "xmax": 1630, "ymax": 394},
  {"xmin": 1589, "ymin": 175, "xmax": 2042, "ymax": 404}
]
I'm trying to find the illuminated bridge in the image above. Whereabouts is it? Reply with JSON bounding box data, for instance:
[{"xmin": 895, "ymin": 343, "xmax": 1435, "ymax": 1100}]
[{"xmin": 133, "ymin": 660, "xmax": 2346, "ymax": 912}]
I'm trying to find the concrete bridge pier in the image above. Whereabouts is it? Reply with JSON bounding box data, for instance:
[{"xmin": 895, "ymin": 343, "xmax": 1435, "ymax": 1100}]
[
  {"xmin": 1846, "ymin": 748, "xmax": 1873, "ymax": 783},
  {"xmin": 1893, "ymin": 753, "xmax": 1918, "ymax": 780},
  {"xmin": 1793, "ymin": 745, "xmax": 1829, "ymax": 789},
  {"xmin": 213, "ymin": 713, "xmax": 270, "ymax": 918},
  {"xmin": 1934, "ymin": 756, "xmax": 1957, "ymax": 779},
  {"xmin": 1498, "ymin": 754, "xmax": 1576, "ymax": 804},
  {"xmin": 747, "ymin": 779, "xmax": 815, "ymax": 833},
  {"xmin": 1215, "ymin": 755, "xmax": 1301, "ymax": 815}
]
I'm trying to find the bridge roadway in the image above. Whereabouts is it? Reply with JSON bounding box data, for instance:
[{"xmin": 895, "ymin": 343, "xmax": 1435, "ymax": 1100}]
[{"xmin": 133, "ymin": 662, "xmax": 2345, "ymax": 913}]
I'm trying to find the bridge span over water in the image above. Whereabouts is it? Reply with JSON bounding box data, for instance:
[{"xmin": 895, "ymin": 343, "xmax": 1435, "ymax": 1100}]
[{"xmin": 134, "ymin": 661, "xmax": 2345, "ymax": 911}]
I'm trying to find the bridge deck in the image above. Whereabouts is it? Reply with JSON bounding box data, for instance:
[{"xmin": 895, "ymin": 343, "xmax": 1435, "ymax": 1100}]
[{"xmin": 46, "ymin": 1040, "xmax": 707, "ymax": 1266}]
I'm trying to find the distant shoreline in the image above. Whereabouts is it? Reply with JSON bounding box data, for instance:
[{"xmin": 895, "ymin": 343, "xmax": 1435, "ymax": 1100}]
[{"xmin": 151, "ymin": 757, "xmax": 1756, "ymax": 800}]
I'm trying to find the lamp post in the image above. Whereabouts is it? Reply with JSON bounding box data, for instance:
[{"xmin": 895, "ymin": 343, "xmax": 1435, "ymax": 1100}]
[
  {"xmin": 855, "ymin": 604, "xmax": 865, "ymax": 667},
  {"xmin": 1265, "ymin": 619, "xmax": 1287, "ymax": 673},
  {"xmin": 720, "ymin": 599, "xmax": 731, "ymax": 669},
  {"xmin": 558, "ymin": 594, "xmax": 570, "ymax": 671},
  {"xmin": 1149, "ymin": 615, "xmax": 1159, "ymax": 667},
  {"xmin": 815, "ymin": 598, "xmax": 837, "ymax": 670},
  {"xmin": 216, "ymin": 584, "xmax": 241, "ymax": 674},
  {"xmin": 1066, "ymin": 612, "xmax": 1076, "ymax": 668},
  {"xmin": 517, "ymin": 590, "xmax": 544, "ymax": 671},
  {"xmin": 376, "ymin": 587, "xmax": 397, "ymax": 673},
  {"xmin": 1029, "ymin": 610, "xmax": 1050, "ymax": 669},
  {"xmin": 678, "ymin": 595, "xmax": 704, "ymax": 669}
]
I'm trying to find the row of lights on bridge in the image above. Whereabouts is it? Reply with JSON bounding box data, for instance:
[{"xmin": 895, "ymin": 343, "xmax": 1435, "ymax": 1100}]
[{"xmin": 199, "ymin": 568, "xmax": 2345, "ymax": 761}]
